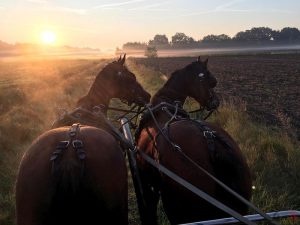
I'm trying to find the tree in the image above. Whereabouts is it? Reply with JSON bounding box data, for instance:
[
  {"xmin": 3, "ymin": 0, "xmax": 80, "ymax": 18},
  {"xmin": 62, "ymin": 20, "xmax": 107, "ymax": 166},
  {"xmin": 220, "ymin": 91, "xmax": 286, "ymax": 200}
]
[
  {"xmin": 144, "ymin": 46, "xmax": 158, "ymax": 58},
  {"xmin": 251, "ymin": 27, "xmax": 274, "ymax": 41},
  {"xmin": 171, "ymin": 32, "xmax": 196, "ymax": 47},
  {"xmin": 233, "ymin": 27, "xmax": 274, "ymax": 42},
  {"xmin": 202, "ymin": 34, "xmax": 231, "ymax": 43},
  {"xmin": 148, "ymin": 34, "xmax": 169, "ymax": 47},
  {"xmin": 277, "ymin": 27, "xmax": 300, "ymax": 42},
  {"xmin": 122, "ymin": 42, "xmax": 147, "ymax": 50}
]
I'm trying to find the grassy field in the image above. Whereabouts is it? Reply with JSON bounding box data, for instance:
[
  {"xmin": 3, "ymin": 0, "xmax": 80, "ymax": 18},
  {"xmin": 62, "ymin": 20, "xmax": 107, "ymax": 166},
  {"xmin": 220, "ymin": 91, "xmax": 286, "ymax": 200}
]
[{"xmin": 0, "ymin": 56, "xmax": 299, "ymax": 225}]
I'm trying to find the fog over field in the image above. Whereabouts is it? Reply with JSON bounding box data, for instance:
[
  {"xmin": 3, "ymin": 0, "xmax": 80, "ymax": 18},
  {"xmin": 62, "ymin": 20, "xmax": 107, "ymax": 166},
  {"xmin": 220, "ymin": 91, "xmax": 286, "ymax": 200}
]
[
  {"xmin": 121, "ymin": 45, "xmax": 300, "ymax": 57},
  {"xmin": 1, "ymin": 45, "xmax": 300, "ymax": 60}
]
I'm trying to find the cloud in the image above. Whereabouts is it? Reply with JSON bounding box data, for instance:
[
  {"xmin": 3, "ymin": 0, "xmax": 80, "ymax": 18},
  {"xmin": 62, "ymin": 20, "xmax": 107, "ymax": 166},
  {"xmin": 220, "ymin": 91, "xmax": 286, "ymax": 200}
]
[
  {"xmin": 43, "ymin": 6, "xmax": 87, "ymax": 15},
  {"xmin": 215, "ymin": 0, "xmax": 245, "ymax": 11},
  {"xmin": 220, "ymin": 8, "xmax": 293, "ymax": 13},
  {"xmin": 93, "ymin": 0, "xmax": 147, "ymax": 9},
  {"xmin": 180, "ymin": 0, "xmax": 245, "ymax": 16},
  {"xmin": 128, "ymin": 1, "xmax": 172, "ymax": 11}
]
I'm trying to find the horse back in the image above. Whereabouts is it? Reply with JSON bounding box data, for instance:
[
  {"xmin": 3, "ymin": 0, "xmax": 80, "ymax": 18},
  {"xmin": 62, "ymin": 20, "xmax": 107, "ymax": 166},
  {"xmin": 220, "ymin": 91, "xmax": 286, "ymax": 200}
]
[
  {"xmin": 154, "ymin": 120, "xmax": 252, "ymax": 223},
  {"xmin": 16, "ymin": 126, "xmax": 128, "ymax": 225}
]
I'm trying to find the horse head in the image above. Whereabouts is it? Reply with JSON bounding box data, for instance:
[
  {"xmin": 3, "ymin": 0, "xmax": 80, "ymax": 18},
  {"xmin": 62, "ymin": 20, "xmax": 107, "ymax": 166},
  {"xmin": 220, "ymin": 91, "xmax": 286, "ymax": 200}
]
[
  {"xmin": 108, "ymin": 54, "xmax": 151, "ymax": 106},
  {"xmin": 184, "ymin": 56, "xmax": 220, "ymax": 110},
  {"xmin": 78, "ymin": 54, "xmax": 151, "ymax": 109}
]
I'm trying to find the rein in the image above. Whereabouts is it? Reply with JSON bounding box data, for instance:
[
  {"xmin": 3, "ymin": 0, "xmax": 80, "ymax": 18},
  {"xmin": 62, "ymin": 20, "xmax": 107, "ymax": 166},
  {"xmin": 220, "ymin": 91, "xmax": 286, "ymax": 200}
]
[
  {"xmin": 144, "ymin": 104, "xmax": 182, "ymax": 151},
  {"xmin": 142, "ymin": 102, "xmax": 279, "ymax": 225},
  {"xmin": 122, "ymin": 119, "xmax": 256, "ymax": 225},
  {"xmin": 107, "ymin": 105, "xmax": 140, "ymax": 114},
  {"xmin": 188, "ymin": 106, "xmax": 216, "ymax": 121},
  {"xmin": 88, "ymin": 103, "xmax": 146, "ymax": 129}
]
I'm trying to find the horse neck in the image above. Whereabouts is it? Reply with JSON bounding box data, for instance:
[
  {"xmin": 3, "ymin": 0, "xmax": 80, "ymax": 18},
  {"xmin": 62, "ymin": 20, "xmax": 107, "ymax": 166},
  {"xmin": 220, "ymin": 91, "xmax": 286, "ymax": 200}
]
[
  {"xmin": 151, "ymin": 71, "xmax": 187, "ymax": 106},
  {"xmin": 150, "ymin": 71, "xmax": 188, "ymax": 125},
  {"xmin": 76, "ymin": 75, "xmax": 111, "ymax": 115}
]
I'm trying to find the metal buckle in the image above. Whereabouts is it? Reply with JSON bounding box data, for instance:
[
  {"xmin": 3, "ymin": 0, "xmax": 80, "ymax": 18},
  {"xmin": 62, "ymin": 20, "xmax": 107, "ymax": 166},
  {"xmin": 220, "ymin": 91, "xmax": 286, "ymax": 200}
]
[
  {"xmin": 173, "ymin": 144, "xmax": 182, "ymax": 152},
  {"xmin": 72, "ymin": 139, "xmax": 83, "ymax": 149},
  {"xmin": 130, "ymin": 146, "xmax": 138, "ymax": 154},
  {"xmin": 58, "ymin": 140, "xmax": 70, "ymax": 148},
  {"xmin": 203, "ymin": 130, "xmax": 216, "ymax": 139},
  {"xmin": 69, "ymin": 123, "xmax": 80, "ymax": 137}
]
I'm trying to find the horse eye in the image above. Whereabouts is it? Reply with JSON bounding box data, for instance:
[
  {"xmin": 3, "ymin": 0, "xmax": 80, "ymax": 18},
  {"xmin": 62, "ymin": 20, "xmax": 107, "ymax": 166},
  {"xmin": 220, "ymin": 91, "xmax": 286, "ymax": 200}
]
[{"xmin": 198, "ymin": 73, "xmax": 205, "ymax": 78}]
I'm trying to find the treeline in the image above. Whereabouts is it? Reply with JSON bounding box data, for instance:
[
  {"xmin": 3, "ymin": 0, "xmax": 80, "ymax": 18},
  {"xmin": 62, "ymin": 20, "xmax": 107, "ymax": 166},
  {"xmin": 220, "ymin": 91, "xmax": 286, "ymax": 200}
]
[
  {"xmin": 122, "ymin": 27, "xmax": 300, "ymax": 50},
  {"xmin": 0, "ymin": 41, "xmax": 100, "ymax": 52}
]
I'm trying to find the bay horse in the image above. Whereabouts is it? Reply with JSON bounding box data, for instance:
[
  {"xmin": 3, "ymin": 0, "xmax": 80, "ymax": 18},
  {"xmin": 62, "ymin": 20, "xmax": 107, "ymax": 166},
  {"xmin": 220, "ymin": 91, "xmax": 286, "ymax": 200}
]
[
  {"xmin": 136, "ymin": 57, "xmax": 252, "ymax": 225},
  {"xmin": 15, "ymin": 55, "xmax": 151, "ymax": 225}
]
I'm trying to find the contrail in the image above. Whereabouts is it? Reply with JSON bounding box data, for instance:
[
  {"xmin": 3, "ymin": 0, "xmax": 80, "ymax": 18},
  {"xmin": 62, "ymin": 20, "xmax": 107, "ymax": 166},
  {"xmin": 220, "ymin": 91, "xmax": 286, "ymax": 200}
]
[{"xmin": 94, "ymin": 0, "xmax": 147, "ymax": 9}]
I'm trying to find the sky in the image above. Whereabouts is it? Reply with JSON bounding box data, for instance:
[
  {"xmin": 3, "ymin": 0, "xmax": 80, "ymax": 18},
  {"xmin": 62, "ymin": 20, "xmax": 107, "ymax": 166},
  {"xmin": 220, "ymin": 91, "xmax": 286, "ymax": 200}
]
[{"xmin": 0, "ymin": 0, "xmax": 300, "ymax": 51}]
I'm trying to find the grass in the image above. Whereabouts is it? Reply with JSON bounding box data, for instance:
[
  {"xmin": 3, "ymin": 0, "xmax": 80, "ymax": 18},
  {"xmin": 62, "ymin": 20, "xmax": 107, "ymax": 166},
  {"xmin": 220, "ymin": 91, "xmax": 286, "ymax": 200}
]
[
  {"xmin": 0, "ymin": 57, "xmax": 299, "ymax": 225},
  {"xmin": 209, "ymin": 100, "xmax": 300, "ymax": 215}
]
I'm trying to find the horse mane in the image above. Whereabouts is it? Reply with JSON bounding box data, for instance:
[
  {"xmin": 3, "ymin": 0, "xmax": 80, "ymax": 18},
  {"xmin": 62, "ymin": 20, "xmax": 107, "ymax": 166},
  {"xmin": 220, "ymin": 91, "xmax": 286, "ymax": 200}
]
[
  {"xmin": 76, "ymin": 63, "xmax": 113, "ymax": 108},
  {"xmin": 151, "ymin": 63, "xmax": 195, "ymax": 105}
]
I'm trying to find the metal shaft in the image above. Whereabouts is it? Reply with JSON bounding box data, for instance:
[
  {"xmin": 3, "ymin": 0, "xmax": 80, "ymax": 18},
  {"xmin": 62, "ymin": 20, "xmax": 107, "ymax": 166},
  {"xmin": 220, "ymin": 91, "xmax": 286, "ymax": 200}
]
[{"xmin": 120, "ymin": 118, "xmax": 147, "ymax": 223}]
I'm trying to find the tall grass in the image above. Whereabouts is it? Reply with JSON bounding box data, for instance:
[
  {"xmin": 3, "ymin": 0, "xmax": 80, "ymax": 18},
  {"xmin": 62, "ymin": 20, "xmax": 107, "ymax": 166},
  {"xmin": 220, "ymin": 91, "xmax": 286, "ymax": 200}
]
[{"xmin": 209, "ymin": 99, "xmax": 300, "ymax": 214}]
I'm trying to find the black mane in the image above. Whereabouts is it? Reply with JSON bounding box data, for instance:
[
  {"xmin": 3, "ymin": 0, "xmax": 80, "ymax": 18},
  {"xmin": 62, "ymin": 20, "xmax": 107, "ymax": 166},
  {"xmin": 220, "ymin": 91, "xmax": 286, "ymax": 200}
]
[{"xmin": 151, "ymin": 61, "xmax": 199, "ymax": 105}]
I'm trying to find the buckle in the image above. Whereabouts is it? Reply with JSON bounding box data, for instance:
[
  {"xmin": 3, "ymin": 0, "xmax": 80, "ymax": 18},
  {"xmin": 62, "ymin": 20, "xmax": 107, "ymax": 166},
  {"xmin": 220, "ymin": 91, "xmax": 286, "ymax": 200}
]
[
  {"xmin": 72, "ymin": 139, "xmax": 83, "ymax": 149},
  {"xmin": 69, "ymin": 123, "xmax": 80, "ymax": 137},
  {"xmin": 58, "ymin": 140, "xmax": 70, "ymax": 149},
  {"xmin": 203, "ymin": 130, "xmax": 216, "ymax": 139}
]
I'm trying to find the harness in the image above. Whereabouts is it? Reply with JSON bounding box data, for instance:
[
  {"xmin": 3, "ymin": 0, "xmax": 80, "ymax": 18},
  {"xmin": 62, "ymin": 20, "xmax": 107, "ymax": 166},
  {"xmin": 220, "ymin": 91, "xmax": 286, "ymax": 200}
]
[
  {"xmin": 136, "ymin": 102, "xmax": 278, "ymax": 225},
  {"xmin": 135, "ymin": 102, "xmax": 189, "ymax": 141},
  {"xmin": 49, "ymin": 107, "xmax": 136, "ymax": 176},
  {"xmin": 53, "ymin": 107, "xmax": 131, "ymax": 149},
  {"xmin": 136, "ymin": 102, "xmax": 229, "ymax": 161},
  {"xmin": 50, "ymin": 123, "xmax": 86, "ymax": 175}
]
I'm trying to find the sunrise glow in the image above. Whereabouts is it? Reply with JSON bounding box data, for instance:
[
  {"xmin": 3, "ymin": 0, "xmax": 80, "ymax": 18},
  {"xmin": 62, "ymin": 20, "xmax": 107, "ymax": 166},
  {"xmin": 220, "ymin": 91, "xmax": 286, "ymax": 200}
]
[{"xmin": 41, "ymin": 31, "xmax": 56, "ymax": 44}]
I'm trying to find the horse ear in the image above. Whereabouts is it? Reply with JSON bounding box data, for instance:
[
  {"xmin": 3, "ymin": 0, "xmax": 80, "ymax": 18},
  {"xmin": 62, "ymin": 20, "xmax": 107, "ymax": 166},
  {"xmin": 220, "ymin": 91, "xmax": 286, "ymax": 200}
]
[
  {"xmin": 204, "ymin": 58, "xmax": 208, "ymax": 66},
  {"xmin": 118, "ymin": 55, "xmax": 122, "ymax": 62},
  {"xmin": 197, "ymin": 56, "xmax": 201, "ymax": 62},
  {"xmin": 120, "ymin": 54, "xmax": 126, "ymax": 65}
]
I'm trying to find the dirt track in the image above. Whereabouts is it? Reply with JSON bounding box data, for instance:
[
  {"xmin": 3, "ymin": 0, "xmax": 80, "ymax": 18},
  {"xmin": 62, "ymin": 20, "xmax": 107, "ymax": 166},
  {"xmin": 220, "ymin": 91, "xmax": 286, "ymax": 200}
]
[{"xmin": 132, "ymin": 54, "xmax": 300, "ymax": 138}]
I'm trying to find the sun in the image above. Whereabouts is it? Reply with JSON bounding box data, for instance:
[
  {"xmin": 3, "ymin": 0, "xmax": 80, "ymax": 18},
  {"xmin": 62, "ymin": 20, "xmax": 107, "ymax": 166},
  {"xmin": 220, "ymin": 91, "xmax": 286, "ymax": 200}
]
[{"xmin": 41, "ymin": 31, "xmax": 56, "ymax": 44}]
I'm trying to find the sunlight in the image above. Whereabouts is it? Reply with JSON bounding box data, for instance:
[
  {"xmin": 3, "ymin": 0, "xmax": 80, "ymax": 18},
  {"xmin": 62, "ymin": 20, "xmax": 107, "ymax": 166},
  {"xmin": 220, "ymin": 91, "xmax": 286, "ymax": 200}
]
[{"xmin": 41, "ymin": 31, "xmax": 56, "ymax": 44}]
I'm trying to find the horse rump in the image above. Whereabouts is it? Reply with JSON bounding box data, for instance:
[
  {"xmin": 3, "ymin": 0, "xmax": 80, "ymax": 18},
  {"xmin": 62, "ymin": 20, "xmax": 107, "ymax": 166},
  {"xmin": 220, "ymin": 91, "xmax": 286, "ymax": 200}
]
[{"xmin": 16, "ymin": 127, "xmax": 128, "ymax": 225}]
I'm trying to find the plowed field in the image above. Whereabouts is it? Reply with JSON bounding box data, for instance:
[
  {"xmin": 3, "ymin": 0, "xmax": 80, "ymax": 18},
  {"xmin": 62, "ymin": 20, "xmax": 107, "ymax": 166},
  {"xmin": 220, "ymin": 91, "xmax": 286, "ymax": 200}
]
[{"xmin": 132, "ymin": 54, "xmax": 300, "ymax": 138}]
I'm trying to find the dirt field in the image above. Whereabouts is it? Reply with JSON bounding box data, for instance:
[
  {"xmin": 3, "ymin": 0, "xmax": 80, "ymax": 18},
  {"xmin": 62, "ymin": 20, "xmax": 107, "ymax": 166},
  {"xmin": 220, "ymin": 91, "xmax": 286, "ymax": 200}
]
[{"xmin": 132, "ymin": 54, "xmax": 300, "ymax": 139}]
